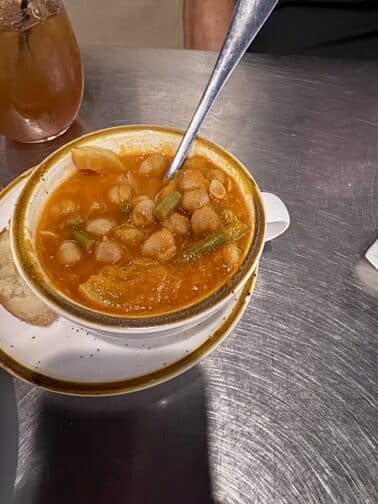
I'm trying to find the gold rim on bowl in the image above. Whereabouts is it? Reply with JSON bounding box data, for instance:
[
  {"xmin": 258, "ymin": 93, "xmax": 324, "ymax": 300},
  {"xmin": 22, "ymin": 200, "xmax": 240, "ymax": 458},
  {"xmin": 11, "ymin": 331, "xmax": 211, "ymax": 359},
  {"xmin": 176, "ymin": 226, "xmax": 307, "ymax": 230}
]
[{"xmin": 11, "ymin": 125, "xmax": 266, "ymax": 329}]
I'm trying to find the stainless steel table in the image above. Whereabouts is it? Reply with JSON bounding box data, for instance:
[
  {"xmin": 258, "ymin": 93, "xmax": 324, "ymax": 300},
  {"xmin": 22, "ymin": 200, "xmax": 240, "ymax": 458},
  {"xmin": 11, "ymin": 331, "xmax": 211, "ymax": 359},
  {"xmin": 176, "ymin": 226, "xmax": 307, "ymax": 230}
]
[{"xmin": 0, "ymin": 48, "xmax": 377, "ymax": 504}]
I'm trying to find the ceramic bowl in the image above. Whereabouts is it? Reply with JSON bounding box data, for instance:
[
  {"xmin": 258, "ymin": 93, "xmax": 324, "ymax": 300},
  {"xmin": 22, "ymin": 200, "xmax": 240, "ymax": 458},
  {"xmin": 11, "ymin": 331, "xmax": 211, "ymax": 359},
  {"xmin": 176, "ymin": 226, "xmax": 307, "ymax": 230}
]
[{"xmin": 11, "ymin": 125, "xmax": 289, "ymax": 339}]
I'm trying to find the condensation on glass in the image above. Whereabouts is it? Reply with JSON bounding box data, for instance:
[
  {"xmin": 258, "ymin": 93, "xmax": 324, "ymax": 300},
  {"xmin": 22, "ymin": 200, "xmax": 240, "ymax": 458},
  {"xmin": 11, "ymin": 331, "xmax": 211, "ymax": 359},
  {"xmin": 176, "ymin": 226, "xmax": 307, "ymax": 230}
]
[{"xmin": 0, "ymin": 0, "xmax": 84, "ymax": 143}]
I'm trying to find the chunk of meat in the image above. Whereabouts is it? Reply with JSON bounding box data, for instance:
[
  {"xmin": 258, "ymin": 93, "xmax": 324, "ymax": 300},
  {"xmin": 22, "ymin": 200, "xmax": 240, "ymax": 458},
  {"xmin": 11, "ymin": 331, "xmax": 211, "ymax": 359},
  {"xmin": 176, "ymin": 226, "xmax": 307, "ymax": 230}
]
[
  {"xmin": 209, "ymin": 179, "xmax": 227, "ymax": 200},
  {"xmin": 142, "ymin": 229, "xmax": 176, "ymax": 262},
  {"xmin": 182, "ymin": 188, "xmax": 209, "ymax": 213},
  {"xmin": 79, "ymin": 263, "xmax": 182, "ymax": 311},
  {"xmin": 71, "ymin": 146, "xmax": 125, "ymax": 173},
  {"xmin": 56, "ymin": 241, "xmax": 82, "ymax": 265},
  {"xmin": 139, "ymin": 153, "xmax": 168, "ymax": 177},
  {"xmin": 179, "ymin": 168, "xmax": 207, "ymax": 191},
  {"xmin": 86, "ymin": 218, "xmax": 117, "ymax": 237},
  {"xmin": 107, "ymin": 184, "xmax": 133, "ymax": 205},
  {"xmin": 114, "ymin": 225, "xmax": 145, "ymax": 246},
  {"xmin": 163, "ymin": 213, "xmax": 190, "ymax": 236},
  {"xmin": 191, "ymin": 206, "xmax": 221, "ymax": 235},
  {"xmin": 94, "ymin": 237, "xmax": 123, "ymax": 263},
  {"xmin": 132, "ymin": 198, "xmax": 155, "ymax": 227},
  {"xmin": 51, "ymin": 198, "xmax": 78, "ymax": 217},
  {"xmin": 222, "ymin": 243, "xmax": 240, "ymax": 269}
]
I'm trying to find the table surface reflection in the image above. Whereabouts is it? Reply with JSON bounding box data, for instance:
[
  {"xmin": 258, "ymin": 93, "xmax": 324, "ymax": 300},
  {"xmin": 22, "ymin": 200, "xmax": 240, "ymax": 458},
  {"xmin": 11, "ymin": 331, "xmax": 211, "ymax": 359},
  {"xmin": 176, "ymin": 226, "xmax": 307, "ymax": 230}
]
[{"xmin": 0, "ymin": 48, "xmax": 377, "ymax": 504}]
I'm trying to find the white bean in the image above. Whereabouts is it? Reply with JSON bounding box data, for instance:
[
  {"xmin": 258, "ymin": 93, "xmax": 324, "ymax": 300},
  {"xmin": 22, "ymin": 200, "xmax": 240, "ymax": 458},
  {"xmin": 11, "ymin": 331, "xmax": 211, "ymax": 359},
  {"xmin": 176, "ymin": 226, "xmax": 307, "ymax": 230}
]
[
  {"xmin": 183, "ymin": 157, "xmax": 204, "ymax": 171},
  {"xmin": 51, "ymin": 199, "xmax": 78, "ymax": 217},
  {"xmin": 191, "ymin": 206, "xmax": 221, "ymax": 235},
  {"xmin": 179, "ymin": 168, "xmax": 207, "ymax": 191},
  {"xmin": 182, "ymin": 188, "xmax": 209, "ymax": 213},
  {"xmin": 209, "ymin": 179, "xmax": 227, "ymax": 200},
  {"xmin": 163, "ymin": 213, "xmax": 190, "ymax": 236},
  {"xmin": 94, "ymin": 238, "xmax": 123, "ymax": 263},
  {"xmin": 86, "ymin": 218, "xmax": 117, "ymax": 237},
  {"xmin": 139, "ymin": 153, "xmax": 168, "ymax": 177},
  {"xmin": 114, "ymin": 225, "xmax": 145, "ymax": 246},
  {"xmin": 222, "ymin": 243, "xmax": 240, "ymax": 269},
  {"xmin": 142, "ymin": 229, "xmax": 176, "ymax": 262},
  {"xmin": 132, "ymin": 198, "xmax": 155, "ymax": 227},
  {"xmin": 206, "ymin": 168, "xmax": 227, "ymax": 184},
  {"xmin": 107, "ymin": 184, "xmax": 133, "ymax": 205},
  {"xmin": 56, "ymin": 241, "xmax": 82, "ymax": 265}
]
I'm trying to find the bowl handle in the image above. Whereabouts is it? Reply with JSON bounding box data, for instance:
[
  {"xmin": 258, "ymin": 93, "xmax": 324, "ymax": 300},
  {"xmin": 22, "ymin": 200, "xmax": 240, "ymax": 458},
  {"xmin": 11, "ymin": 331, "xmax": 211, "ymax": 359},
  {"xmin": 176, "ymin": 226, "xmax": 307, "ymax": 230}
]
[{"xmin": 261, "ymin": 192, "xmax": 290, "ymax": 241}]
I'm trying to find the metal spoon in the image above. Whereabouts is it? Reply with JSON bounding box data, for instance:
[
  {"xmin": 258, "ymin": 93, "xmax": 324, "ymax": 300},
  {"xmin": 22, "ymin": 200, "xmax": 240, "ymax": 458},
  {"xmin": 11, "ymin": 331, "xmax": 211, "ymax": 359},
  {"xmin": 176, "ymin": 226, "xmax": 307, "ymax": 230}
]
[{"xmin": 164, "ymin": 0, "xmax": 278, "ymax": 179}]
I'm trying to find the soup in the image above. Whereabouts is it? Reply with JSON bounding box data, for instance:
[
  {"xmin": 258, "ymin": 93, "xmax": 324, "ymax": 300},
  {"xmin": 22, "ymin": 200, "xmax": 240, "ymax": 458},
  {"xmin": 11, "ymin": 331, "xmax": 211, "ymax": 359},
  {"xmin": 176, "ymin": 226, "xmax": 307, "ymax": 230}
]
[{"xmin": 37, "ymin": 147, "xmax": 252, "ymax": 316}]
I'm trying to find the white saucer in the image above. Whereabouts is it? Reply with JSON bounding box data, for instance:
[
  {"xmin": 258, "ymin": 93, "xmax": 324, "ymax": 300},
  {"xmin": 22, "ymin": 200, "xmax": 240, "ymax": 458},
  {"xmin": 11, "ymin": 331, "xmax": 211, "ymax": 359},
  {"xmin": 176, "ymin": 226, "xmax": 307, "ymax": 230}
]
[{"xmin": 0, "ymin": 171, "xmax": 257, "ymax": 396}]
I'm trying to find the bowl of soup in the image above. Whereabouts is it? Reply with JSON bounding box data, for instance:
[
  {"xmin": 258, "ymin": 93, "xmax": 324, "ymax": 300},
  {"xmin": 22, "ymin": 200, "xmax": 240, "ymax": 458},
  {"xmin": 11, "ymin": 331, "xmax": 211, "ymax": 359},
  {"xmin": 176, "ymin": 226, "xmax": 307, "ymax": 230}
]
[{"xmin": 11, "ymin": 125, "xmax": 287, "ymax": 338}]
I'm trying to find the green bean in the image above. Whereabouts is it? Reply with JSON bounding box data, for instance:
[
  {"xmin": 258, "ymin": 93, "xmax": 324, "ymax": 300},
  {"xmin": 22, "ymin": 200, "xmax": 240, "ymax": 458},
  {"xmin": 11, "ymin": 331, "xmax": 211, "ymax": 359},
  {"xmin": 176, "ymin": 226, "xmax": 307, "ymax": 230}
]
[
  {"xmin": 66, "ymin": 213, "xmax": 85, "ymax": 229},
  {"xmin": 220, "ymin": 208, "xmax": 237, "ymax": 225},
  {"xmin": 223, "ymin": 222, "xmax": 249, "ymax": 241},
  {"xmin": 120, "ymin": 203, "xmax": 133, "ymax": 215},
  {"xmin": 179, "ymin": 221, "xmax": 249, "ymax": 263},
  {"xmin": 219, "ymin": 209, "xmax": 249, "ymax": 239},
  {"xmin": 72, "ymin": 230, "xmax": 95, "ymax": 251},
  {"xmin": 179, "ymin": 231, "xmax": 227, "ymax": 263},
  {"xmin": 154, "ymin": 191, "xmax": 182, "ymax": 221}
]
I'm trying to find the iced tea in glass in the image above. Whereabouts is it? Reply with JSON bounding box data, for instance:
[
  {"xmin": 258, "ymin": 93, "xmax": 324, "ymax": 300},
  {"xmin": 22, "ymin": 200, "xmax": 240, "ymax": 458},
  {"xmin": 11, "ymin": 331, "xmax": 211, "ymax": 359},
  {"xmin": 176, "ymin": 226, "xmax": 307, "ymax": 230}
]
[{"xmin": 0, "ymin": 0, "xmax": 84, "ymax": 143}]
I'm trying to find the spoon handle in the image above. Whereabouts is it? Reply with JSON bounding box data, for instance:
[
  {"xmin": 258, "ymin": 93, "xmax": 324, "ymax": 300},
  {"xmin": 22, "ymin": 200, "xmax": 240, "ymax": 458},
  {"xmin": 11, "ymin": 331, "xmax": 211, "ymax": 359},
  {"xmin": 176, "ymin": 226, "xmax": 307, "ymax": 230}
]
[{"xmin": 165, "ymin": 0, "xmax": 279, "ymax": 179}]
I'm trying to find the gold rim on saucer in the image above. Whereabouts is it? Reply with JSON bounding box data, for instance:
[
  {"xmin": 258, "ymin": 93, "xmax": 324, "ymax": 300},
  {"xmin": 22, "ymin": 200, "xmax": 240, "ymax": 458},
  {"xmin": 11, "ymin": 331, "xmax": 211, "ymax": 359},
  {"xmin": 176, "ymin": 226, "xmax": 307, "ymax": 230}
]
[{"xmin": 0, "ymin": 168, "xmax": 258, "ymax": 396}]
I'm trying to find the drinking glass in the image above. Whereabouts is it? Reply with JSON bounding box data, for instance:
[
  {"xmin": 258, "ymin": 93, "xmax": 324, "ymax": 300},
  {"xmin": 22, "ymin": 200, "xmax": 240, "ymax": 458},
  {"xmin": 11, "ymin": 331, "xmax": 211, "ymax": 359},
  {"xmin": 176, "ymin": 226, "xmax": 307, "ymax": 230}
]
[{"xmin": 0, "ymin": 0, "xmax": 84, "ymax": 143}]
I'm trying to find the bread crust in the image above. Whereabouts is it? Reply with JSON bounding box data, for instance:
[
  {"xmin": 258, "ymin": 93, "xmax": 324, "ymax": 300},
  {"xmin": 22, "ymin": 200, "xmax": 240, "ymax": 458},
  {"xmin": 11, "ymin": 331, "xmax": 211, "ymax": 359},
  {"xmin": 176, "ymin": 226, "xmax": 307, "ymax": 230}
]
[{"xmin": 0, "ymin": 228, "xmax": 57, "ymax": 327}]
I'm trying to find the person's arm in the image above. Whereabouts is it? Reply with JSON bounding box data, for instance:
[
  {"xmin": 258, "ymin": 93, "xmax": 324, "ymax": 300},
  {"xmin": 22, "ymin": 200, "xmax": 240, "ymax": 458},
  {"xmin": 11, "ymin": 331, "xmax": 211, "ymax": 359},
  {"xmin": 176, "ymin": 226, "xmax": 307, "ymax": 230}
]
[{"xmin": 184, "ymin": 0, "xmax": 235, "ymax": 51}]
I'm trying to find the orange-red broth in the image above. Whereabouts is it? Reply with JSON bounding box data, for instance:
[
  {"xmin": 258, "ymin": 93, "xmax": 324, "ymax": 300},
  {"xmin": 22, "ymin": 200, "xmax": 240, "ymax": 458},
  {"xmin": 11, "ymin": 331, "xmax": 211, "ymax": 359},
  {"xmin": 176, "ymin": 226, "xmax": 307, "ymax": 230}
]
[{"xmin": 37, "ymin": 153, "xmax": 252, "ymax": 316}]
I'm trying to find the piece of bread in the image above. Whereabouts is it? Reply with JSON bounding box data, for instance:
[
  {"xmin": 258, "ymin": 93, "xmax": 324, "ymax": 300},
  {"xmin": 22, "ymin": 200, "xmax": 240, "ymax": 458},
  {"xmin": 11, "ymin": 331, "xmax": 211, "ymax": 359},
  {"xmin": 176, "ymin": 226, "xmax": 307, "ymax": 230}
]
[{"xmin": 0, "ymin": 228, "xmax": 57, "ymax": 327}]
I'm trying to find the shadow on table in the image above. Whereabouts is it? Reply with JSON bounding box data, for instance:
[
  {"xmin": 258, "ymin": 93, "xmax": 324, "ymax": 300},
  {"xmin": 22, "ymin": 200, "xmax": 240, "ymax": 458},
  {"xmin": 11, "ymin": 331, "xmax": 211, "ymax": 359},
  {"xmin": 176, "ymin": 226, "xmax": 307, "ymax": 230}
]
[{"xmin": 13, "ymin": 367, "xmax": 218, "ymax": 504}]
